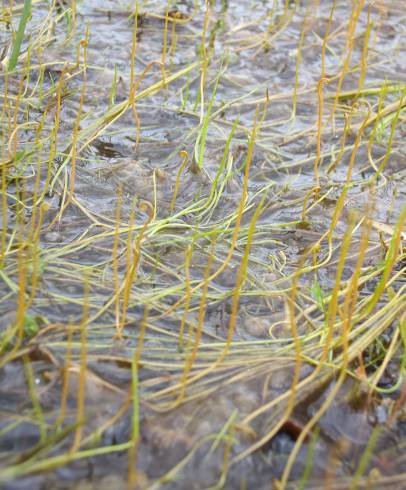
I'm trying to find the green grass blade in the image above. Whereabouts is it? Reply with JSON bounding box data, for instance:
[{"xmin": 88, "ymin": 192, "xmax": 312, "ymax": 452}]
[{"xmin": 8, "ymin": 0, "xmax": 32, "ymax": 72}]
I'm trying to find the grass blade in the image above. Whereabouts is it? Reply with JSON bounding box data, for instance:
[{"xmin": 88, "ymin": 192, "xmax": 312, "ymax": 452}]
[{"xmin": 8, "ymin": 0, "xmax": 32, "ymax": 72}]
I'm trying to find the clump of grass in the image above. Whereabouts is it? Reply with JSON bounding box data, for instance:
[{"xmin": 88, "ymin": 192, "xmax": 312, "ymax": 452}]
[{"xmin": 0, "ymin": 0, "xmax": 405, "ymax": 488}]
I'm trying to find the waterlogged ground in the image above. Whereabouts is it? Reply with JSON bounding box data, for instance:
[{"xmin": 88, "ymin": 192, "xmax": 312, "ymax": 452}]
[{"xmin": 0, "ymin": 1, "xmax": 405, "ymax": 488}]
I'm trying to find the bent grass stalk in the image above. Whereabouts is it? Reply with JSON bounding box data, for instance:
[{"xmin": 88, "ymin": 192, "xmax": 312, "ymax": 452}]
[
  {"xmin": 198, "ymin": 1, "xmax": 210, "ymax": 124},
  {"xmin": 363, "ymin": 205, "xmax": 406, "ymax": 317},
  {"xmin": 1, "ymin": 1, "xmax": 405, "ymax": 486},
  {"xmin": 148, "ymin": 110, "xmax": 259, "ymax": 405},
  {"xmin": 113, "ymin": 186, "xmax": 123, "ymax": 334},
  {"xmin": 232, "ymin": 118, "xmax": 373, "ymax": 465},
  {"xmin": 71, "ymin": 275, "xmax": 89, "ymax": 452},
  {"xmin": 48, "ymin": 61, "xmax": 201, "ymax": 196},
  {"xmin": 358, "ymin": 6, "xmax": 372, "ymax": 93},
  {"xmin": 196, "ymin": 70, "xmax": 221, "ymax": 169},
  {"xmin": 177, "ymin": 238, "xmax": 216, "ymax": 405},
  {"xmin": 48, "ymin": 28, "xmax": 89, "ymax": 228},
  {"xmin": 127, "ymin": 354, "xmax": 140, "ymax": 490},
  {"xmin": 155, "ymin": 112, "xmax": 256, "ymax": 323},
  {"xmin": 280, "ymin": 208, "xmax": 372, "ymax": 485},
  {"xmin": 313, "ymin": 77, "xmax": 328, "ymax": 194},
  {"xmin": 129, "ymin": 2, "xmax": 140, "ymax": 146},
  {"xmin": 279, "ymin": 213, "xmax": 358, "ymax": 486},
  {"xmin": 289, "ymin": 4, "xmax": 310, "ymax": 122},
  {"xmin": 119, "ymin": 197, "xmax": 138, "ymax": 333},
  {"xmin": 161, "ymin": 0, "xmax": 171, "ymax": 87},
  {"xmin": 372, "ymin": 86, "xmax": 406, "ymax": 181},
  {"xmin": 321, "ymin": 0, "xmax": 336, "ymax": 81},
  {"xmin": 330, "ymin": 0, "xmax": 365, "ymax": 123},
  {"xmin": 170, "ymin": 150, "xmax": 189, "ymax": 211},
  {"xmin": 169, "ymin": 14, "xmax": 177, "ymax": 71},
  {"xmin": 177, "ymin": 241, "xmax": 194, "ymax": 352},
  {"xmin": 224, "ymin": 191, "xmax": 266, "ymax": 353}
]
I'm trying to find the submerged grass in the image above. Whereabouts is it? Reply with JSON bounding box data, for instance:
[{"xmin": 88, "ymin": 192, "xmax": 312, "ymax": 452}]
[{"xmin": 0, "ymin": 0, "xmax": 405, "ymax": 488}]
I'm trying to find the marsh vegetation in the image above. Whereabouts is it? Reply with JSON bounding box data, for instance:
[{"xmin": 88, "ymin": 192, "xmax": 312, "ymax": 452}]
[{"xmin": 0, "ymin": 0, "xmax": 405, "ymax": 488}]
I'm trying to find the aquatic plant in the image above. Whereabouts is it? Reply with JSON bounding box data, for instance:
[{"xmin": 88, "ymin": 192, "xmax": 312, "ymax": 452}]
[{"xmin": 0, "ymin": 0, "xmax": 405, "ymax": 488}]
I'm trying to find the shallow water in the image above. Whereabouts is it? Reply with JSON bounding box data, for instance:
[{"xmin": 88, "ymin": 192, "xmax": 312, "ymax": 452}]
[{"xmin": 0, "ymin": 0, "xmax": 405, "ymax": 488}]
